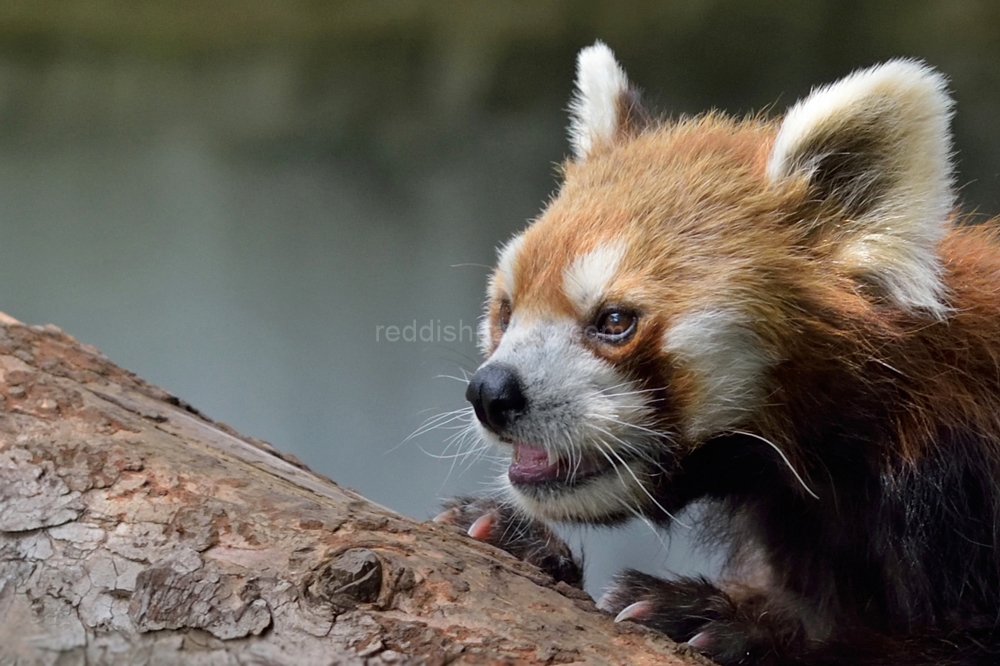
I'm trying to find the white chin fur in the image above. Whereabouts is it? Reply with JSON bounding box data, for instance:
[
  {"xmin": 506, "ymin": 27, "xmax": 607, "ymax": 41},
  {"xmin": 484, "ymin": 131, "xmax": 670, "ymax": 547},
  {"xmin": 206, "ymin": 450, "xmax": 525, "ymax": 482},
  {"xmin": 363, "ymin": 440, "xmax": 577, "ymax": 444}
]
[
  {"xmin": 477, "ymin": 318, "xmax": 666, "ymax": 522},
  {"xmin": 501, "ymin": 464, "xmax": 656, "ymax": 523}
]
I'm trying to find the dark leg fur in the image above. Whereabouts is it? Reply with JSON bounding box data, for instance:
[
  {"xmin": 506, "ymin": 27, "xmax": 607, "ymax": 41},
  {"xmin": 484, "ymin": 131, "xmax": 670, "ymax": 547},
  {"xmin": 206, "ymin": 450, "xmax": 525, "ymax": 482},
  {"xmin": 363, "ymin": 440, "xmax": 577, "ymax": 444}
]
[
  {"xmin": 599, "ymin": 570, "xmax": 808, "ymax": 666},
  {"xmin": 437, "ymin": 496, "xmax": 583, "ymax": 587},
  {"xmin": 594, "ymin": 430, "xmax": 1000, "ymax": 665},
  {"xmin": 601, "ymin": 570, "xmax": 1000, "ymax": 665}
]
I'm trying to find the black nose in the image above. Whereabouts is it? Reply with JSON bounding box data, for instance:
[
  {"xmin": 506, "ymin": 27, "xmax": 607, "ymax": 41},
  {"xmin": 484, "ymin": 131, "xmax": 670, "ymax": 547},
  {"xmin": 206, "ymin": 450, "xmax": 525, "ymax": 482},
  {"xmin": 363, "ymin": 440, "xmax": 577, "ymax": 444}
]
[{"xmin": 465, "ymin": 364, "xmax": 527, "ymax": 433}]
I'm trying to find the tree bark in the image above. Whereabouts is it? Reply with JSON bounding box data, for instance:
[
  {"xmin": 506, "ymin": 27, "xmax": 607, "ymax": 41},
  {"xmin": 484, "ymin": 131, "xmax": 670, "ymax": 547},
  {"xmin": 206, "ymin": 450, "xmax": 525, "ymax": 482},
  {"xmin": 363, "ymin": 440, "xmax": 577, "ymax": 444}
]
[{"xmin": 0, "ymin": 313, "xmax": 710, "ymax": 666}]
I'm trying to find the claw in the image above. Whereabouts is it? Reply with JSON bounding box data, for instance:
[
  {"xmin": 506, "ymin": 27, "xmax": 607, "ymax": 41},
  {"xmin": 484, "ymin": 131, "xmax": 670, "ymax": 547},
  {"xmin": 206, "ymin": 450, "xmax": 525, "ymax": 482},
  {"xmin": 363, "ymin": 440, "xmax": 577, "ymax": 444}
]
[
  {"xmin": 596, "ymin": 588, "xmax": 622, "ymax": 613},
  {"xmin": 432, "ymin": 508, "xmax": 460, "ymax": 524},
  {"xmin": 467, "ymin": 512, "xmax": 495, "ymax": 540},
  {"xmin": 614, "ymin": 600, "xmax": 654, "ymax": 624},
  {"xmin": 687, "ymin": 630, "xmax": 712, "ymax": 650}
]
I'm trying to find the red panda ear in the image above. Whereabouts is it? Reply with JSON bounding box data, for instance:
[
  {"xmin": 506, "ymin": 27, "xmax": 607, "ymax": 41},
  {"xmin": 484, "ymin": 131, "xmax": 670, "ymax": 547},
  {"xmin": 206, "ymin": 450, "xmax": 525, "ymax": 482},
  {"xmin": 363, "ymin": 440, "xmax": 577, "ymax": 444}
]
[
  {"xmin": 568, "ymin": 42, "xmax": 649, "ymax": 161},
  {"xmin": 767, "ymin": 60, "xmax": 955, "ymax": 319}
]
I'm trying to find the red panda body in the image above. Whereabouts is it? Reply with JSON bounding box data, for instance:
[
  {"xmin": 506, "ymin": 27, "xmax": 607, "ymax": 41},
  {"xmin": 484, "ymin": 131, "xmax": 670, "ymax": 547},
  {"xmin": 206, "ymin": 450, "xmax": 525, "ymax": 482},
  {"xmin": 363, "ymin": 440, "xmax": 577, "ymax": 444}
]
[{"xmin": 443, "ymin": 44, "xmax": 1000, "ymax": 665}]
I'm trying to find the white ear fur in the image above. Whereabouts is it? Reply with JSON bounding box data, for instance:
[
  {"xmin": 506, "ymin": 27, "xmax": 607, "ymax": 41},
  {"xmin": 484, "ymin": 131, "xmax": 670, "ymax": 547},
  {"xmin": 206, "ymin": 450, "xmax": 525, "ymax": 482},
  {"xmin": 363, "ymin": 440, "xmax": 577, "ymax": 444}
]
[
  {"xmin": 767, "ymin": 60, "xmax": 955, "ymax": 318},
  {"xmin": 568, "ymin": 42, "xmax": 630, "ymax": 160}
]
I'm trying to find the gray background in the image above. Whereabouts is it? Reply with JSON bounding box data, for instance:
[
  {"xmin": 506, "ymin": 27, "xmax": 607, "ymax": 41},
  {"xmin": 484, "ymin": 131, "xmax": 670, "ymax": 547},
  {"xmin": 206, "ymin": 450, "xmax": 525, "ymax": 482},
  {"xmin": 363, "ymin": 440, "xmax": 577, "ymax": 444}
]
[{"xmin": 0, "ymin": 1, "xmax": 998, "ymax": 595}]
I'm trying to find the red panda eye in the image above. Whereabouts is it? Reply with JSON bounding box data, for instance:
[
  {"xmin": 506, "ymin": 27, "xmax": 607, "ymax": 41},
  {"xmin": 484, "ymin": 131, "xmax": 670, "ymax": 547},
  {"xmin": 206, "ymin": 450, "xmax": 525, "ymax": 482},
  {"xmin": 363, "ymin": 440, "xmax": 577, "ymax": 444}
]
[
  {"xmin": 593, "ymin": 308, "xmax": 638, "ymax": 343},
  {"xmin": 498, "ymin": 300, "xmax": 512, "ymax": 332}
]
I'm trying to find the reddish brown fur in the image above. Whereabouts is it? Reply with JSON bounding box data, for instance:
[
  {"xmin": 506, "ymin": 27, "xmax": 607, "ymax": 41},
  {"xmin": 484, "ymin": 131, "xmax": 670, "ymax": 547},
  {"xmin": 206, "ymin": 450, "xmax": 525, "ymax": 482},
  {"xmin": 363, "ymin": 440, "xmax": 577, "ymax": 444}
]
[
  {"xmin": 462, "ymin": 58, "xmax": 1000, "ymax": 665},
  {"xmin": 489, "ymin": 114, "xmax": 1000, "ymax": 469}
]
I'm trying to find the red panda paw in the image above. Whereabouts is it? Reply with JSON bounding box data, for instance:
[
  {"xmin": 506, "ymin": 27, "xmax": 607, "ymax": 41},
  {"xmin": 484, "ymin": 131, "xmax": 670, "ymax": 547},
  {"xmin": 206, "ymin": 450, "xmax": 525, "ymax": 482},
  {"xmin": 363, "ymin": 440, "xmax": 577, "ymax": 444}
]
[
  {"xmin": 597, "ymin": 571, "xmax": 732, "ymax": 643},
  {"xmin": 598, "ymin": 570, "xmax": 805, "ymax": 666},
  {"xmin": 434, "ymin": 496, "xmax": 583, "ymax": 588}
]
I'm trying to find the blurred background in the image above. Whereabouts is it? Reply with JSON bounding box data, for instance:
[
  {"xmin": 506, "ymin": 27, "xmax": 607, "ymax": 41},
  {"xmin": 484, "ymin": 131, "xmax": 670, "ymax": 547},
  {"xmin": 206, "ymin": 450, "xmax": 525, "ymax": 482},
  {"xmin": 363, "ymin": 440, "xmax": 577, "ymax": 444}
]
[{"xmin": 0, "ymin": 0, "xmax": 997, "ymax": 596}]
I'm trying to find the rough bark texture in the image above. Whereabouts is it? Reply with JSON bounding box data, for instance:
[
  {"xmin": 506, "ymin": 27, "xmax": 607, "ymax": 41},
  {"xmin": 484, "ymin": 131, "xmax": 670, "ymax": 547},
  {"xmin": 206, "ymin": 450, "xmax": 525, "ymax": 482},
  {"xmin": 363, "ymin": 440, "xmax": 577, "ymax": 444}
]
[{"xmin": 0, "ymin": 313, "xmax": 711, "ymax": 666}]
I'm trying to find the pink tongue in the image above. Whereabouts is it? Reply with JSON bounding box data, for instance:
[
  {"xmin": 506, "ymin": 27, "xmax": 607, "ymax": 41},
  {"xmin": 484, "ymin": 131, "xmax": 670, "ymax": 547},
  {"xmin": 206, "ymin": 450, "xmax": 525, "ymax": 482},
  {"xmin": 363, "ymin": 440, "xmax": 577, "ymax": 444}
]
[{"xmin": 509, "ymin": 444, "xmax": 560, "ymax": 484}]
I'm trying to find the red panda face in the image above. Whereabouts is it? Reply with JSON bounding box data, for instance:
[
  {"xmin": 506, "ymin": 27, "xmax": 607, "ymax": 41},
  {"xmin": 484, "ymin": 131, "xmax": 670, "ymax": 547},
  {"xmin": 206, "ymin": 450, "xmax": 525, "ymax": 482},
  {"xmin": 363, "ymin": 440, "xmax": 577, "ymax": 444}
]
[
  {"xmin": 465, "ymin": 43, "xmax": 955, "ymax": 524},
  {"xmin": 469, "ymin": 122, "xmax": 788, "ymax": 523}
]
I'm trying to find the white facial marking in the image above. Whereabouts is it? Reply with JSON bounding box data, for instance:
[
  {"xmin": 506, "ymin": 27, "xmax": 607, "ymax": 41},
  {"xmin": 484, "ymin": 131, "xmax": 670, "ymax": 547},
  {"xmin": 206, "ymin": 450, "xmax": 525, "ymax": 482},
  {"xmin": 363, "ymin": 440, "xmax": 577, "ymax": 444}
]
[
  {"xmin": 503, "ymin": 466, "xmax": 651, "ymax": 524},
  {"xmin": 476, "ymin": 315, "xmax": 492, "ymax": 357},
  {"xmin": 665, "ymin": 310, "xmax": 774, "ymax": 441},
  {"xmin": 477, "ymin": 317, "xmax": 664, "ymax": 522},
  {"xmin": 767, "ymin": 59, "xmax": 954, "ymax": 319},
  {"xmin": 495, "ymin": 233, "xmax": 526, "ymax": 296},
  {"xmin": 563, "ymin": 243, "xmax": 625, "ymax": 315},
  {"xmin": 569, "ymin": 41, "xmax": 629, "ymax": 160},
  {"xmin": 481, "ymin": 233, "xmax": 526, "ymax": 355}
]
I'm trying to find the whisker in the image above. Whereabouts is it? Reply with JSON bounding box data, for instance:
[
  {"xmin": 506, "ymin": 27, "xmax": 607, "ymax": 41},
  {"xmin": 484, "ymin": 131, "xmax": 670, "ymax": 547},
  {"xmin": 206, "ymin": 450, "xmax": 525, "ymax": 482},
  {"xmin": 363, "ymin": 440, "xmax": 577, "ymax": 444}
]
[
  {"xmin": 587, "ymin": 422, "xmax": 671, "ymax": 473},
  {"xmin": 416, "ymin": 442, "xmax": 492, "ymax": 461},
  {"xmin": 591, "ymin": 433, "xmax": 691, "ymax": 528},
  {"xmin": 434, "ymin": 373, "xmax": 472, "ymax": 384},
  {"xmin": 616, "ymin": 497, "xmax": 676, "ymax": 551},
  {"xmin": 401, "ymin": 408, "xmax": 475, "ymax": 442},
  {"xmin": 450, "ymin": 262, "xmax": 493, "ymax": 270},
  {"xmin": 592, "ymin": 414, "xmax": 673, "ymax": 440},
  {"xmin": 728, "ymin": 430, "xmax": 819, "ymax": 500}
]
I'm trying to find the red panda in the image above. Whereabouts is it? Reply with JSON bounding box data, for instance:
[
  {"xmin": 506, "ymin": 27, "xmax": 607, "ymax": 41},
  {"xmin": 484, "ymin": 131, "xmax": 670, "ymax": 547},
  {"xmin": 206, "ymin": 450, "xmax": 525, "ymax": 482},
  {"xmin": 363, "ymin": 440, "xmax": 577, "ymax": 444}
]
[{"xmin": 438, "ymin": 42, "xmax": 1000, "ymax": 665}]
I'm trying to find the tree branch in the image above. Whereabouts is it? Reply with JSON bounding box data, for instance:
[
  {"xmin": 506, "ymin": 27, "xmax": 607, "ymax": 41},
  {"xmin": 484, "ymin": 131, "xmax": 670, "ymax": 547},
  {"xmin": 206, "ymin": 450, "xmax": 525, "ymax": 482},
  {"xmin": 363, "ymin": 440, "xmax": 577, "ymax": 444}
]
[{"xmin": 0, "ymin": 313, "xmax": 710, "ymax": 665}]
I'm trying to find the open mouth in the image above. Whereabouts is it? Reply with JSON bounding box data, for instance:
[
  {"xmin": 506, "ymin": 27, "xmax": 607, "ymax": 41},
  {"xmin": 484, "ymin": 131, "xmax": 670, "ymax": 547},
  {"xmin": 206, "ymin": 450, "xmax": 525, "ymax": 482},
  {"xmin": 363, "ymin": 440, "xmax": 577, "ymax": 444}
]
[{"xmin": 508, "ymin": 442, "xmax": 611, "ymax": 486}]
